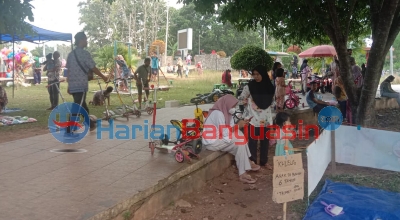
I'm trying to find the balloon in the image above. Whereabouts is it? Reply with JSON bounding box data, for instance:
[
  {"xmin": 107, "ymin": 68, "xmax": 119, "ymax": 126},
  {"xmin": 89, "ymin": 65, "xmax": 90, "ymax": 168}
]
[
  {"xmin": 23, "ymin": 46, "xmax": 29, "ymax": 52},
  {"xmin": 7, "ymin": 52, "xmax": 14, "ymax": 59},
  {"xmin": 15, "ymin": 54, "xmax": 21, "ymax": 63},
  {"xmin": 21, "ymin": 56, "xmax": 29, "ymax": 64}
]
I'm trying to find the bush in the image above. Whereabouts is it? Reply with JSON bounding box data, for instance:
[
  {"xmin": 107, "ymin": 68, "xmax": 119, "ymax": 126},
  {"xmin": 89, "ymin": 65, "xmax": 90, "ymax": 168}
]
[
  {"xmin": 230, "ymin": 45, "xmax": 274, "ymax": 71},
  {"xmin": 287, "ymin": 45, "xmax": 302, "ymax": 54},
  {"xmin": 216, "ymin": 51, "xmax": 226, "ymax": 58}
]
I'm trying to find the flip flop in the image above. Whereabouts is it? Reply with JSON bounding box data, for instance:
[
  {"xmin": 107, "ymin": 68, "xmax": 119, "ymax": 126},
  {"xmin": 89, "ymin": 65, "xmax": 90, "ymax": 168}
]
[
  {"xmin": 250, "ymin": 161, "xmax": 260, "ymax": 171},
  {"xmin": 239, "ymin": 174, "xmax": 257, "ymax": 184}
]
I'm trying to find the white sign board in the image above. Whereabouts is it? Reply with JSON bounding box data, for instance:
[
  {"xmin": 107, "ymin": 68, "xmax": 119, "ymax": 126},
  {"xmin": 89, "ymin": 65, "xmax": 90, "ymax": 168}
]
[{"xmin": 177, "ymin": 28, "xmax": 193, "ymax": 50}]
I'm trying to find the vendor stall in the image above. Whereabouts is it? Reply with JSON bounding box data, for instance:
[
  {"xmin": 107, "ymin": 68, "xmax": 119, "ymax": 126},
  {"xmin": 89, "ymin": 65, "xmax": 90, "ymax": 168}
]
[{"xmin": 0, "ymin": 24, "xmax": 72, "ymax": 98}]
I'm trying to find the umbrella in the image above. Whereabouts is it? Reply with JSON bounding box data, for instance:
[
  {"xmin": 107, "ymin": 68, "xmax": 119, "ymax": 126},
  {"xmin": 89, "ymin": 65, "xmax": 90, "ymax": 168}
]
[
  {"xmin": 267, "ymin": 51, "xmax": 291, "ymax": 57},
  {"xmin": 298, "ymin": 45, "xmax": 336, "ymax": 58}
]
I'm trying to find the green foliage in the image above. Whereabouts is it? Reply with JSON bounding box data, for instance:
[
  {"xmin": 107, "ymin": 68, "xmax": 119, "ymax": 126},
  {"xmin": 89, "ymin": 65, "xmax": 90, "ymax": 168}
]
[
  {"xmin": 280, "ymin": 52, "xmax": 298, "ymax": 70},
  {"xmin": 0, "ymin": 0, "xmax": 34, "ymax": 36},
  {"xmin": 93, "ymin": 44, "xmax": 138, "ymax": 72},
  {"xmin": 231, "ymin": 45, "xmax": 273, "ymax": 71},
  {"xmin": 179, "ymin": 0, "xmax": 370, "ymax": 46}
]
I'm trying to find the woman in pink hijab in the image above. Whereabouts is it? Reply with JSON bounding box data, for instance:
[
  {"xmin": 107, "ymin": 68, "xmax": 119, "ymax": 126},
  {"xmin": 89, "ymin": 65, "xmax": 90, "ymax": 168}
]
[{"xmin": 202, "ymin": 94, "xmax": 260, "ymax": 184}]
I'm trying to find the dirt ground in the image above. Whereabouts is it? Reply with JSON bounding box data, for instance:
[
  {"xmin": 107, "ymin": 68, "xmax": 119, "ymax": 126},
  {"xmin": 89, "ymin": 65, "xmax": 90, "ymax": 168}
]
[{"xmin": 0, "ymin": 127, "xmax": 49, "ymax": 144}]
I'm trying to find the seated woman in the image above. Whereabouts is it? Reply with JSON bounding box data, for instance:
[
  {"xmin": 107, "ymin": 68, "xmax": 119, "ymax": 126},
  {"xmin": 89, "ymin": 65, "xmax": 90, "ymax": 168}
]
[
  {"xmin": 0, "ymin": 85, "xmax": 8, "ymax": 113},
  {"xmin": 202, "ymin": 94, "xmax": 260, "ymax": 184},
  {"xmin": 380, "ymin": 75, "xmax": 400, "ymax": 107}
]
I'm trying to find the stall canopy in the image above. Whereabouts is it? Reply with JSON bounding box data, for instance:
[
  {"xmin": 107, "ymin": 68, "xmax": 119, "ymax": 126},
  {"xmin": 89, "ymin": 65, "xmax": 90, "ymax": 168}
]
[
  {"xmin": 0, "ymin": 23, "xmax": 73, "ymax": 98},
  {"xmin": 0, "ymin": 24, "xmax": 72, "ymax": 44}
]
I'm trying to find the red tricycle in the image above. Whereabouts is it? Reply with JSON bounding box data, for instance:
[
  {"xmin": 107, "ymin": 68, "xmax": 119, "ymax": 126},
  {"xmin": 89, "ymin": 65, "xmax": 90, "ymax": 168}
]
[{"xmin": 285, "ymin": 81, "xmax": 304, "ymax": 109}]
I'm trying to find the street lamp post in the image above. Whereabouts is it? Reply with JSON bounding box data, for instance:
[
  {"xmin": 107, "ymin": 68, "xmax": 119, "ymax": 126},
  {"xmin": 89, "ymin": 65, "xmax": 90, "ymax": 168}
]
[
  {"xmin": 164, "ymin": 3, "xmax": 169, "ymax": 67},
  {"xmin": 199, "ymin": 34, "xmax": 201, "ymax": 55}
]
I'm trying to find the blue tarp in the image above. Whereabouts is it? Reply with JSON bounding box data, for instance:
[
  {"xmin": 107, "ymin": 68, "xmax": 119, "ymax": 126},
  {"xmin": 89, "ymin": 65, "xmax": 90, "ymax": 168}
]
[
  {"xmin": 303, "ymin": 179, "xmax": 400, "ymax": 220},
  {"xmin": 0, "ymin": 24, "xmax": 72, "ymax": 43}
]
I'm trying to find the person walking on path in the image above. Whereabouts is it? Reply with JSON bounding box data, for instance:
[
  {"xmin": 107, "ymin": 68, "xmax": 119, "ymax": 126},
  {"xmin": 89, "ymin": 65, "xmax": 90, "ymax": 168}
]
[{"xmin": 66, "ymin": 32, "xmax": 108, "ymax": 115}]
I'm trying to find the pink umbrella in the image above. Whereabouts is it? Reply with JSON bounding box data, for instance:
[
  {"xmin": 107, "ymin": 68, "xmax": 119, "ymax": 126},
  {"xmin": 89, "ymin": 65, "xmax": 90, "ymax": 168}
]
[{"xmin": 298, "ymin": 45, "xmax": 337, "ymax": 58}]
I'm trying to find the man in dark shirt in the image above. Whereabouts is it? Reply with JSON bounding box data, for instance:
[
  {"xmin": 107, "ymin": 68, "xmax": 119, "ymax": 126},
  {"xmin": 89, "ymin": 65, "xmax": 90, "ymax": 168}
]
[{"xmin": 134, "ymin": 58, "xmax": 151, "ymax": 109}]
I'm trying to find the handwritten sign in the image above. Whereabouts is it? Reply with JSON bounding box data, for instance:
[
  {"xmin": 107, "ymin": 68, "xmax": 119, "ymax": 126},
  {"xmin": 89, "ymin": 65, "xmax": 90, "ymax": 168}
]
[{"xmin": 272, "ymin": 153, "xmax": 304, "ymax": 203}]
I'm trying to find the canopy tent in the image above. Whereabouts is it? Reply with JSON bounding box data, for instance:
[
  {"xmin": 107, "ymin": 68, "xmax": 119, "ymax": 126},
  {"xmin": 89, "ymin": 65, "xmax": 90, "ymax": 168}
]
[
  {"xmin": 267, "ymin": 51, "xmax": 291, "ymax": 57},
  {"xmin": 0, "ymin": 24, "xmax": 73, "ymax": 98},
  {"xmin": 0, "ymin": 24, "xmax": 72, "ymax": 44}
]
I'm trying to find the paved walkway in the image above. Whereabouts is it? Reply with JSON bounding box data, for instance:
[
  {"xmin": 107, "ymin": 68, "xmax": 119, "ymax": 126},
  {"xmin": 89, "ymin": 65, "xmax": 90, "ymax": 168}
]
[{"xmin": 0, "ymin": 104, "xmax": 214, "ymax": 220}]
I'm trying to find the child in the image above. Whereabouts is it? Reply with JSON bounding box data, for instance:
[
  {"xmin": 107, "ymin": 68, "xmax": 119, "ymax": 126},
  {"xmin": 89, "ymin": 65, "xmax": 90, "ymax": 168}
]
[
  {"xmin": 0, "ymin": 85, "xmax": 8, "ymax": 113},
  {"xmin": 274, "ymin": 112, "xmax": 294, "ymax": 156},
  {"xmin": 115, "ymin": 55, "xmax": 132, "ymax": 91},
  {"xmin": 185, "ymin": 65, "xmax": 189, "ymax": 78},
  {"xmin": 275, "ymin": 68, "xmax": 286, "ymax": 112},
  {"xmin": 90, "ymin": 86, "xmax": 113, "ymax": 106}
]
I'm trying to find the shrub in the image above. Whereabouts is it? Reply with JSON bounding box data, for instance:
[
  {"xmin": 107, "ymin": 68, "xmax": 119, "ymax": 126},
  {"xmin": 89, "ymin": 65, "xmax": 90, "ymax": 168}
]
[
  {"xmin": 230, "ymin": 45, "xmax": 274, "ymax": 71},
  {"xmin": 216, "ymin": 51, "xmax": 226, "ymax": 58}
]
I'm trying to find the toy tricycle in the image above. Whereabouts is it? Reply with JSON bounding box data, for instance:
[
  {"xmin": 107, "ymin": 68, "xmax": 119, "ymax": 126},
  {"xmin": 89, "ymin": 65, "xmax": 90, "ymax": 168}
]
[{"xmin": 149, "ymin": 119, "xmax": 203, "ymax": 163}]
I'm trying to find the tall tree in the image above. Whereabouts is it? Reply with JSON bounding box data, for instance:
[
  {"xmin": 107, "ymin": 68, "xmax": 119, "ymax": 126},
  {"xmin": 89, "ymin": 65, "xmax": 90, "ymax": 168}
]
[
  {"xmin": 180, "ymin": 0, "xmax": 400, "ymax": 126},
  {"xmin": 0, "ymin": 0, "xmax": 34, "ymax": 35}
]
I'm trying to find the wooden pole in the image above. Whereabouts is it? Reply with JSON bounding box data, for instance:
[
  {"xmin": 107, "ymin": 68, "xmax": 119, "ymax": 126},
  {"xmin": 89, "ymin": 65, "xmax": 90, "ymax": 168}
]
[
  {"xmin": 331, "ymin": 130, "xmax": 336, "ymax": 174},
  {"xmin": 283, "ymin": 202, "xmax": 287, "ymax": 220}
]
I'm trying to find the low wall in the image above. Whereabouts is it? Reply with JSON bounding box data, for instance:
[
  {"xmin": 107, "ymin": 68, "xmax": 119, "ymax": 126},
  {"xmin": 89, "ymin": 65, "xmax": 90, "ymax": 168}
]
[
  {"xmin": 194, "ymin": 54, "xmax": 233, "ymax": 71},
  {"xmin": 375, "ymin": 97, "xmax": 399, "ymax": 109}
]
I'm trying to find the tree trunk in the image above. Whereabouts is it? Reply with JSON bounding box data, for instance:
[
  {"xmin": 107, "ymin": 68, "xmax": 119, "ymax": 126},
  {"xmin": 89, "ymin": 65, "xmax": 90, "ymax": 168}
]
[{"xmin": 356, "ymin": 0, "xmax": 400, "ymax": 126}]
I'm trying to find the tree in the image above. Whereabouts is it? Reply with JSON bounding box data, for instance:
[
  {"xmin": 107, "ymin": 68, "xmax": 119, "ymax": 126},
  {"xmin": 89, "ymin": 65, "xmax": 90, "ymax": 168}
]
[
  {"xmin": 180, "ymin": 0, "xmax": 400, "ymax": 126},
  {"xmin": 231, "ymin": 45, "xmax": 273, "ymax": 71},
  {"xmin": 287, "ymin": 45, "xmax": 301, "ymax": 54},
  {"xmin": 150, "ymin": 40, "xmax": 166, "ymax": 55},
  {"xmin": 0, "ymin": 0, "xmax": 34, "ymax": 35},
  {"xmin": 217, "ymin": 51, "xmax": 226, "ymax": 58}
]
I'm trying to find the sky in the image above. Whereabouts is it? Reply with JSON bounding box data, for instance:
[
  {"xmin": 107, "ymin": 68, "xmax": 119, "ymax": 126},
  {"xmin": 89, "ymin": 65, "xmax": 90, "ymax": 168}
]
[{"xmin": 24, "ymin": 0, "xmax": 182, "ymax": 51}]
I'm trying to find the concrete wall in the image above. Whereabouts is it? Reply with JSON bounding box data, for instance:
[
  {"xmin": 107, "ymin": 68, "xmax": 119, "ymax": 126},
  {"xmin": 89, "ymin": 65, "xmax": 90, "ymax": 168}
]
[{"xmin": 193, "ymin": 54, "xmax": 233, "ymax": 71}]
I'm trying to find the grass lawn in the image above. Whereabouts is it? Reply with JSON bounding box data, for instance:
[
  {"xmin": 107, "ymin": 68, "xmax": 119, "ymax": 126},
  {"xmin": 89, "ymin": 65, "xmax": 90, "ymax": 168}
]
[{"xmin": 0, "ymin": 70, "xmax": 223, "ymax": 134}]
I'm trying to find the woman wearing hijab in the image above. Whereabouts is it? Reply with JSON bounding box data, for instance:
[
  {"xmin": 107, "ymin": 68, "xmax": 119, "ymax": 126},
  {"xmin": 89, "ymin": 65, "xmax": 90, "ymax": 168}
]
[
  {"xmin": 380, "ymin": 75, "xmax": 400, "ymax": 107},
  {"xmin": 238, "ymin": 65, "xmax": 275, "ymax": 170},
  {"xmin": 300, "ymin": 59, "xmax": 311, "ymax": 95},
  {"xmin": 202, "ymin": 94, "xmax": 260, "ymax": 184}
]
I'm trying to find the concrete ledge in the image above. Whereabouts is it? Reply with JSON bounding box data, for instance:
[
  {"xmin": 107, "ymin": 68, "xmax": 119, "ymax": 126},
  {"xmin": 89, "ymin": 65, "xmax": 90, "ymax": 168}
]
[
  {"xmin": 375, "ymin": 97, "xmax": 399, "ymax": 110},
  {"xmin": 165, "ymin": 100, "xmax": 180, "ymax": 108},
  {"xmin": 88, "ymin": 151, "xmax": 233, "ymax": 220}
]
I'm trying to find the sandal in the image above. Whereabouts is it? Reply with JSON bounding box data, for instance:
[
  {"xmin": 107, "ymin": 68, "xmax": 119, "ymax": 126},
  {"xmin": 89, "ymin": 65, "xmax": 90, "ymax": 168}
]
[
  {"xmin": 239, "ymin": 174, "xmax": 257, "ymax": 184},
  {"xmin": 250, "ymin": 161, "xmax": 260, "ymax": 171},
  {"xmin": 265, "ymin": 164, "xmax": 273, "ymax": 170}
]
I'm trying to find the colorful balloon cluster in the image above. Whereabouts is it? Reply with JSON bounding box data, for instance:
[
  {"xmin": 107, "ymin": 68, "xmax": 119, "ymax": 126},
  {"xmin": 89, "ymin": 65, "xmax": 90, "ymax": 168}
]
[{"xmin": 0, "ymin": 46, "xmax": 33, "ymax": 77}]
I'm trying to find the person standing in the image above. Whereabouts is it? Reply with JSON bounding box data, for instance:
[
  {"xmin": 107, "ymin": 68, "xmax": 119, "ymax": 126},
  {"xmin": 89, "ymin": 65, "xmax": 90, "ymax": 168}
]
[
  {"xmin": 134, "ymin": 57, "xmax": 151, "ymax": 109},
  {"xmin": 221, "ymin": 69, "xmax": 232, "ymax": 88},
  {"xmin": 300, "ymin": 59, "xmax": 311, "ymax": 95},
  {"xmin": 275, "ymin": 68, "xmax": 287, "ymax": 112},
  {"xmin": 43, "ymin": 53, "xmax": 58, "ymax": 110},
  {"xmin": 176, "ymin": 57, "xmax": 183, "ymax": 78},
  {"xmin": 66, "ymin": 32, "xmax": 108, "ymax": 115},
  {"xmin": 238, "ymin": 65, "xmax": 275, "ymax": 169},
  {"xmin": 32, "ymin": 57, "xmax": 42, "ymax": 85},
  {"xmin": 150, "ymin": 53, "xmax": 159, "ymax": 82}
]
